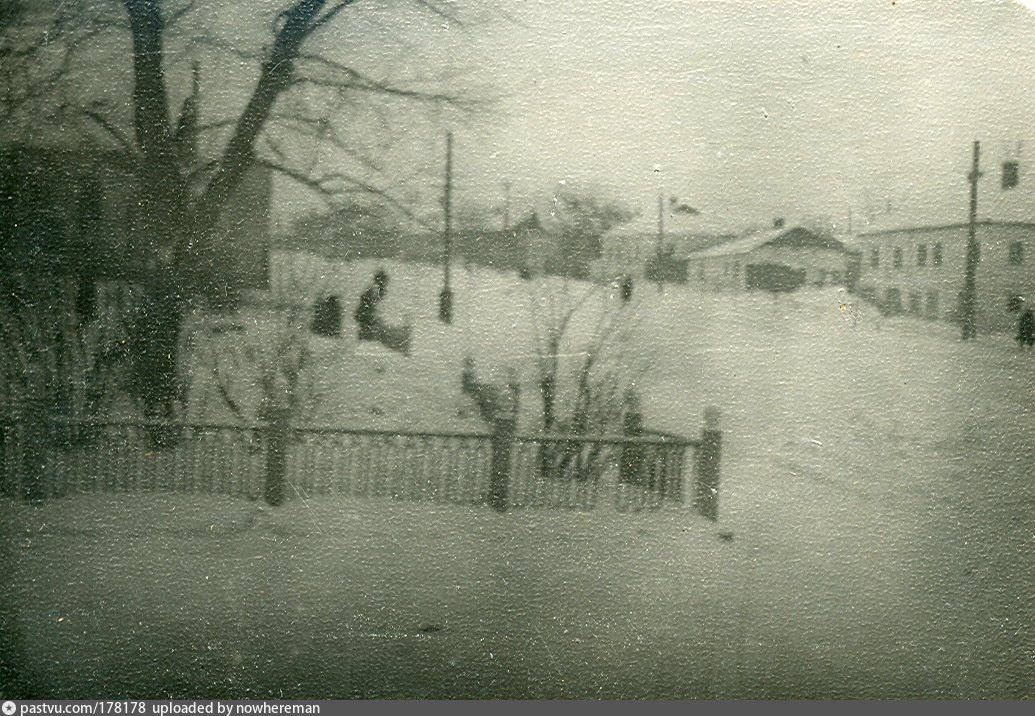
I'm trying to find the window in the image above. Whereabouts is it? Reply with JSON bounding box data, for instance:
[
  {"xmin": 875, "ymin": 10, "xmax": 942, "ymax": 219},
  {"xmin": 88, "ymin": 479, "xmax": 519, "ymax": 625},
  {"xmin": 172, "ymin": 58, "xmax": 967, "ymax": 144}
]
[
  {"xmin": 884, "ymin": 287, "xmax": 903, "ymax": 314},
  {"xmin": 869, "ymin": 248, "xmax": 879, "ymax": 268},
  {"xmin": 893, "ymin": 247, "xmax": 903, "ymax": 269},
  {"xmin": 932, "ymin": 243, "xmax": 943, "ymax": 266},
  {"xmin": 1008, "ymin": 241, "xmax": 1024, "ymax": 266},
  {"xmin": 926, "ymin": 290, "xmax": 940, "ymax": 319},
  {"xmin": 916, "ymin": 244, "xmax": 927, "ymax": 266}
]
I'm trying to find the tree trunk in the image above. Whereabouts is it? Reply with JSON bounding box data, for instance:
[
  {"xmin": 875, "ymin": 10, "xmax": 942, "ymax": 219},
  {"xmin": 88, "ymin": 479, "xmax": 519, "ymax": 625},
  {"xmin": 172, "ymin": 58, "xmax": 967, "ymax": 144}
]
[
  {"xmin": 118, "ymin": 0, "xmax": 333, "ymax": 425},
  {"xmin": 128, "ymin": 278, "xmax": 186, "ymax": 420},
  {"xmin": 540, "ymin": 374, "xmax": 555, "ymax": 431}
]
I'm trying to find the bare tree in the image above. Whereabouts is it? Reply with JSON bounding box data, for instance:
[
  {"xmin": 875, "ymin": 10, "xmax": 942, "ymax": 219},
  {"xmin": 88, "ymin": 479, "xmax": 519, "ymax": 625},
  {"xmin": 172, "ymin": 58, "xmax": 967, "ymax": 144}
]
[
  {"xmin": 0, "ymin": 272, "xmax": 130, "ymax": 426},
  {"xmin": 545, "ymin": 185, "xmax": 636, "ymax": 279},
  {"xmin": 192, "ymin": 269, "xmax": 344, "ymax": 425},
  {"xmin": 518, "ymin": 274, "xmax": 655, "ymax": 482},
  {"xmin": 206, "ymin": 309, "xmax": 315, "ymax": 424},
  {"xmin": 1, "ymin": 0, "xmax": 482, "ymax": 423},
  {"xmin": 525, "ymin": 275, "xmax": 651, "ymax": 435}
]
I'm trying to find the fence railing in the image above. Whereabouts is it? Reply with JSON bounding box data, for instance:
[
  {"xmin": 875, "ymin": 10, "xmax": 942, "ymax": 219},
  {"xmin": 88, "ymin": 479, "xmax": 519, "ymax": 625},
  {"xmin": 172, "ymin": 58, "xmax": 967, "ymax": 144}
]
[
  {"xmin": 0, "ymin": 410, "xmax": 723, "ymax": 519},
  {"xmin": 509, "ymin": 433, "xmax": 691, "ymax": 511}
]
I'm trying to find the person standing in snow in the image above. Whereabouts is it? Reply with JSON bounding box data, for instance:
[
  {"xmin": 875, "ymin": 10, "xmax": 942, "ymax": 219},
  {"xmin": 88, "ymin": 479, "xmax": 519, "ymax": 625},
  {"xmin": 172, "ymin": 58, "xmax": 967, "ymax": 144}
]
[
  {"xmin": 1017, "ymin": 308, "xmax": 1034, "ymax": 349},
  {"xmin": 354, "ymin": 269, "xmax": 412, "ymax": 355},
  {"xmin": 355, "ymin": 269, "xmax": 390, "ymax": 344}
]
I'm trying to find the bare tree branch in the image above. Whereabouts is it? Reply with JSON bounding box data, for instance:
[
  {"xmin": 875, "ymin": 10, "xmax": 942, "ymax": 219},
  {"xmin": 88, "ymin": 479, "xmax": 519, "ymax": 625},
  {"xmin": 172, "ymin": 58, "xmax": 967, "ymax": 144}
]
[
  {"xmin": 254, "ymin": 157, "xmax": 340, "ymax": 198},
  {"xmin": 191, "ymin": 33, "xmax": 266, "ymax": 62},
  {"xmin": 254, "ymin": 152, "xmax": 436, "ymax": 231},
  {"xmin": 163, "ymin": 0, "xmax": 198, "ymax": 30},
  {"xmin": 412, "ymin": 0, "xmax": 465, "ymax": 27},
  {"xmin": 294, "ymin": 53, "xmax": 474, "ymax": 107},
  {"xmin": 272, "ymin": 109, "xmax": 384, "ymax": 173},
  {"xmin": 193, "ymin": 0, "xmax": 331, "ymax": 240},
  {"xmin": 304, "ymin": 0, "xmax": 361, "ymax": 39},
  {"xmin": 79, "ymin": 107, "xmax": 135, "ymax": 152}
]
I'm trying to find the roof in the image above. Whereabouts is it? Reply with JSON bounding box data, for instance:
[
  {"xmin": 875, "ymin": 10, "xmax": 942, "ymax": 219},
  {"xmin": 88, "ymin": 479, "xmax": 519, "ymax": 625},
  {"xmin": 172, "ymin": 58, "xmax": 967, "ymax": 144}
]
[
  {"xmin": 857, "ymin": 219, "xmax": 1035, "ymax": 239},
  {"xmin": 605, "ymin": 202, "xmax": 746, "ymax": 243},
  {"xmin": 688, "ymin": 226, "xmax": 848, "ymax": 259}
]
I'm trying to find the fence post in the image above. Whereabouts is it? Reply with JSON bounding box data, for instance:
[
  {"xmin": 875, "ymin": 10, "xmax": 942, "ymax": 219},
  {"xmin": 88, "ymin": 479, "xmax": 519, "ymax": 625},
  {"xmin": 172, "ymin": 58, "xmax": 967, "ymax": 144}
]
[
  {"xmin": 461, "ymin": 359, "xmax": 519, "ymax": 512},
  {"xmin": 620, "ymin": 405, "xmax": 645, "ymax": 487},
  {"xmin": 20, "ymin": 364, "xmax": 47, "ymax": 504},
  {"xmin": 489, "ymin": 415, "xmax": 515, "ymax": 512},
  {"xmin": 693, "ymin": 407, "xmax": 722, "ymax": 521},
  {"xmin": 263, "ymin": 408, "xmax": 290, "ymax": 507}
]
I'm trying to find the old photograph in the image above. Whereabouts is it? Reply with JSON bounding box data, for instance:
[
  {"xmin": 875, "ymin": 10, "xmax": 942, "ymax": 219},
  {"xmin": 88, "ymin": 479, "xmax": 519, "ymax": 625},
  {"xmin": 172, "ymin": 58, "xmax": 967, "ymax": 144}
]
[{"xmin": 1, "ymin": 0, "xmax": 1033, "ymax": 699}]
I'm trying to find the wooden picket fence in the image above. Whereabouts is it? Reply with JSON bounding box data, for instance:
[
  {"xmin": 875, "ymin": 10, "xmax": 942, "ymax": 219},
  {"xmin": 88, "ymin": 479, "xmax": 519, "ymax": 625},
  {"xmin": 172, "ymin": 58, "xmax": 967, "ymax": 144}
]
[{"xmin": 0, "ymin": 411, "xmax": 722, "ymax": 519}]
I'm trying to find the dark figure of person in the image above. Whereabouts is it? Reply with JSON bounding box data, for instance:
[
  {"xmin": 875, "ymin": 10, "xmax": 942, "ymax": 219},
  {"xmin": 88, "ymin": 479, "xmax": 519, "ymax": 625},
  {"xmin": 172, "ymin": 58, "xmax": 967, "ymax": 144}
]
[
  {"xmin": 311, "ymin": 295, "xmax": 342, "ymax": 337},
  {"xmin": 354, "ymin": 270, "xmax": 412, "ymax": 354},
  {"xmin": 355, "ymin": 270, "xmax": 390, "ymax": 343},
  {"xmin": 1017, "ymin": 308, "xmax": 1034, "ymax": 349}
]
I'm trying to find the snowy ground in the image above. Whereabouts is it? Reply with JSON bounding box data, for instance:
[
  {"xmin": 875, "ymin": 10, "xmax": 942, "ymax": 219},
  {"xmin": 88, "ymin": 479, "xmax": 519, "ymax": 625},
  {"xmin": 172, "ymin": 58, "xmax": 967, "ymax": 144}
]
[{"xmin": 2, "ymin": 262, "xmax": 1033, "ymax": 698}]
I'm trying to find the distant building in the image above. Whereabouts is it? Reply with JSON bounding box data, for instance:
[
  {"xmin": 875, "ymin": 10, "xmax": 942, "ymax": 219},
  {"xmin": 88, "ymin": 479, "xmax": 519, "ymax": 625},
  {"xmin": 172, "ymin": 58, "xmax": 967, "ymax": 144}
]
[
  {"xmin": 279, "ymin": 211, "xmax": 554, "ymax": 276},
  {"xmin": 460, "ymin": 212, "xmax": 551, "ymax": 274},
  {"xmin": 852, "ymin": 220, "xmax": 1035, "ymax": 331},
  {"xmin": 685, "ymin": 224, "xmax": 854, "ymax": 292},
  {"xmin": 592, "ymin": 204, "xmax": 735, "ymax": 282}
]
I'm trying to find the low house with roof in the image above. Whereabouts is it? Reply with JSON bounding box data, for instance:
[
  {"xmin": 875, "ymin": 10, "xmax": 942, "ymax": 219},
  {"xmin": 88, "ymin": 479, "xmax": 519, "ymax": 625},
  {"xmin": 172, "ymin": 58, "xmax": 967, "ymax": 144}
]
[
  {"xmin": 277, "ymin": 210, "xmax": 552, "ymax": 280},
  {"xmin": 685, "ymin": 222, "xmax": 854, "ymax": 292},
  {"xmin": 852, "ymin": 220, "xmax": 1035, "ymax": 331},
  {"xmin": 591, "ymin": 200, "xmax": 736, "ymax": 283},
  {"xmin": 459, "ymin": 212, "xmax": 551, "ymax": 274}
]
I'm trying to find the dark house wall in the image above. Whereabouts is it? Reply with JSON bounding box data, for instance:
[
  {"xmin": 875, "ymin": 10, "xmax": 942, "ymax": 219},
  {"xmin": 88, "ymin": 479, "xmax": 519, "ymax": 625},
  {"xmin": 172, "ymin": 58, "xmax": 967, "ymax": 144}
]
[
  {"xmin": 0, "ymin": 147, "xmax": 133, "ymax": 279},
  {"xmin": 1, "ymin": 145, "xmax": 272, "ymax": 298}
]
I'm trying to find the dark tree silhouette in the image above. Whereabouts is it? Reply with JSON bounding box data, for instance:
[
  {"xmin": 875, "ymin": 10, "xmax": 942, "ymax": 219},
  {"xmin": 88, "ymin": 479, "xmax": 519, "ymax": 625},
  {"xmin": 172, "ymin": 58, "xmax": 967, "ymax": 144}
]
[
  {"xmin": 547, "ymin": 186, "xmax": 635, "ymax": 279},
  {"xmin": 1, "ymin": 0, "xmax": 477, "ymax": 421}
]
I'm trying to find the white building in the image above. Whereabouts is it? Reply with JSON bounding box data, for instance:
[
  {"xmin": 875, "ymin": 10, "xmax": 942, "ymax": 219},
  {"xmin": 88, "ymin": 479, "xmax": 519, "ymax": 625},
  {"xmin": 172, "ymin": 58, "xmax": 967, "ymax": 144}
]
[
  {"xmin": 685, "ymin": 224, "xmax": 854, "ymax": 292},
  {"xmin": 853, "ymin": 220, "xmax": 1035, "ymax": 331}
]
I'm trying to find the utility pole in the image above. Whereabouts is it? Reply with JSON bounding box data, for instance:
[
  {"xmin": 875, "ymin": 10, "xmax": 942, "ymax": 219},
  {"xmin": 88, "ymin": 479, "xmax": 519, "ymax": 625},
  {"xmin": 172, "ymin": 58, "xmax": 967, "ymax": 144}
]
[
  {"xmin": 654, "ymin": 194, "xmax": 665, "ymax": 289},
  {"xmin": 439, "ymin": 131, "xmax": 454, "ymax": 324},
  {"xmin": 502, "ymin": 179, "xmax": 511, "ymax": 231},
  {"xmin": 961, "ymin": 140, "xmax": 981, "ymax": 340},
  {"xmin": 656, "ymin": 193, "xmax": 664, "ymax": 248}
]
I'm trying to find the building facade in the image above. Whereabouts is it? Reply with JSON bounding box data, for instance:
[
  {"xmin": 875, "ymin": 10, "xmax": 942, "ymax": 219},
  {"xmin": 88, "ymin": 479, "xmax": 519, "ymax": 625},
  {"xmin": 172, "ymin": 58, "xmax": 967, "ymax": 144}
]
[
  {"xmin": 590, "ymin": 203, "xmax": 736, "ymax": 283},
  {"xmin": 684, "ymin": 226, "xmax": 853, "ymax": 292},
  {"xmin": 593, "ymin": 231, "xmax": 731, "ymax": 283},
  {"xmin": 853, "ymin": 221, "xmax": 1035, "ymax": 332}
]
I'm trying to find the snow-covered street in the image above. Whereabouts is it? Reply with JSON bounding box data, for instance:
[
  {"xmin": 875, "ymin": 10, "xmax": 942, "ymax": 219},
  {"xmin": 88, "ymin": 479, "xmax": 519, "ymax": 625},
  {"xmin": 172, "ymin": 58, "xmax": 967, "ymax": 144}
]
[{"xmin": 3, "ymin": 264, "xmax": 1033, "ymax": 698}]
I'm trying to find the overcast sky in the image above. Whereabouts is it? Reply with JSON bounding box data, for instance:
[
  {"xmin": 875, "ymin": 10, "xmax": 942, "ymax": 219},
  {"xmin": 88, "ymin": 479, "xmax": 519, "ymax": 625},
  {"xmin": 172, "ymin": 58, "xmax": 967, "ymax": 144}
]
[
  {"xmin": 19, "ymin": 0, "xmax": 1034, "ymax": 236},
  {"xmin": 426, "ymin": 0, "xmax": 1035, "ymax": 235}
]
